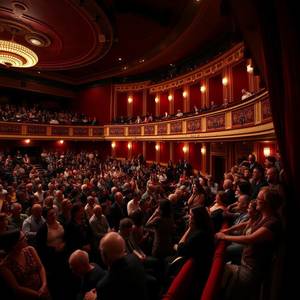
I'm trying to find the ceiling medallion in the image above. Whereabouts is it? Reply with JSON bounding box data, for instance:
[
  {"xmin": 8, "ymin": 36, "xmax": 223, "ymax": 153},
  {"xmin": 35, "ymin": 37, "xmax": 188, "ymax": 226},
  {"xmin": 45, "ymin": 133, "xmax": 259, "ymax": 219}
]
[{"xmin": 0, "ymin": 39, "xmax": 38, "ymax": 68}]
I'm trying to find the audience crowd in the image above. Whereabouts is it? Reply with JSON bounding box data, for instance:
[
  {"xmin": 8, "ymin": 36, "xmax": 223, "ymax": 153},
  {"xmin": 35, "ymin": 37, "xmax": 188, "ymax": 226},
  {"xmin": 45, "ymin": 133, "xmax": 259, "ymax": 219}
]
[
  {"xmin": 0, "ymin": 148, "xmax": 285, "ymax": 300},
  {"xmin": 0, "ymin": 104, "xmax": 98, "ymax": 125}
]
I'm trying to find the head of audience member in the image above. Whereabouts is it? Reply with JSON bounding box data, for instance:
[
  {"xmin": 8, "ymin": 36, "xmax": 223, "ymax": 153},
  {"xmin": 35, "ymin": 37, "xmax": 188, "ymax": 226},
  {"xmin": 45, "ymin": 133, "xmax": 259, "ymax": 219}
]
[
  {"xmin": 69, "ymin": 249, "xmax": 92, "ymax": 277},
  {"xmin": 42, "ymin": 207, "xmax": 57, "ymax": 225},
  {"xmin": 93, "ymin": 205, "xmax": 103, "ymax": 218},
  {"xmin": 189, "ymin": 205, "xmax": 213, "ymax": 233},
  {"xmin": 10, "ymin": 203, "xmax": 23, "ymax": 218},
  {"xmin": 0, "ymin": 229, "xmax": 27, "ymax": 254},
  {"xmin": 44, "ymin": 196, "xmax": 54, "ymax": 208},
  {"xmin": 55, "ymin": 190, "xmax": 64, "ymax": 203},
  {"xmin": 223, "ymin": 179, "xmax": 233, "ymax": 191},
  {"xmin": 131, "ymin": 209, "xmax": 144, "ymax": 227},
  {"xmin": 114, "ymin": 192, "xmax": 123, "ymax": 205},
  {"xmin": 87, "ymin": 196, "xmax": 95, "ymax": 207},
  {"xmin": 71, "ymin": 203, "xmax": 84, "ymax": 224},
  {"xmin": 252, "ymin": 166, "xmax": 265, "ymax": 182},
  {"xmin": 247, "ymin": 199, "xmax": 260, "ymax": 221},
  {"xmin": 215, "ymin": 191, "xmax": 227, "ymax": 206},
  {"xmin": 236, "ymin": 194, "xmax": 250, "ymax": 212},
  {"xmin": 236, "ymin": 180, "xmax": 252, "ymax": 196},
  {"xmin": 256, "ymin": 187, "xmax": 282, "ymax": 214},
  {"xmin": 248, "ymin": 154, "xmax": 256, "ymax": 164},
  {"xmin": 264, "ymin": 156, "xmax": 276, "ymax": 169},
  {"xmin": 31, "ymin": 204, "xmax": 42, "ymax": 221},
  {"xmin": 99, "ymin": 232, "xmax": 126, "ymax": 268},
  {"xmin": 266, "ymin": 167, "xmax": 279, "ymax": 185},
  {"xmin": 119, "ymin": 218, "xmax": 133, "ymax": 239},
  {"xmin": 243, "ymin": 168, "xmax": 251, "ymax": 180},
  {"xmin": 61, "ymin": 199, "xmax": 73, "ymax": 214}
]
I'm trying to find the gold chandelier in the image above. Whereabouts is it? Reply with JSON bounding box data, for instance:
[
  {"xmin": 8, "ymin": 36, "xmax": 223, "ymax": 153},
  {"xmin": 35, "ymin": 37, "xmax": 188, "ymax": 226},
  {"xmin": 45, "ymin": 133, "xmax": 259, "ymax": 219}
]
[{"xmin": 0, "ymin": 40, "xmax": 38, "ymax": 68}]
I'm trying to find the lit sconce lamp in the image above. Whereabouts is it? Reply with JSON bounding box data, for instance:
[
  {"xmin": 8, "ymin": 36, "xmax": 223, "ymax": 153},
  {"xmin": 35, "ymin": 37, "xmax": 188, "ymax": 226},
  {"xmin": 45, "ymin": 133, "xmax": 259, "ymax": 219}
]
[
  {"xmin": 128, "ymin": 96, "xmax": 133, "ymax": 104},
  {"xmin": 111, "ymin": 141, "xmax": 116, "ymax": 149},
  {"xmin": 201, "ymin": 146, "xmax": 206, "ymax": 155},
  {"xmin": 155, "ymin": 144, "xmax": 160, "ymax": 151},
  {"xmin": 182, "ymin": 91, "xmax": 187, "ymax": 98},
  {"xmin": 58, "ymin": 140, "xmax": 64, "ymax": 145},
  {"xmin": 127, "ymin": 142, "xmax": 132, "ymax": 150},
  {"xmin": 222, "ymin": 77, "xmax": 228, "ymax": 86},
  {"xmin": 182, "ymin": 146, "xmax": 188, "ymax": 153},
  {"xmin": 263, "ymin": 147, "xmax": 271, "ymax": 157},
  {"xmin": 24, "ymin": 139, "xmax": 31, "ymax": 144},
  {"xmin": 168, "ymin": 94, "xmax": 173, "ymax": 101},
  {"xmin": 155, "ymin": 96, "xmax": 159, "ymax": 103},
  {"xmin": 247, "ymin": 64, "xmax": 254, "ymax": 74},
  {"xmin": 200, "ymin": 85, "xmax": 206, "ymax": 93}
]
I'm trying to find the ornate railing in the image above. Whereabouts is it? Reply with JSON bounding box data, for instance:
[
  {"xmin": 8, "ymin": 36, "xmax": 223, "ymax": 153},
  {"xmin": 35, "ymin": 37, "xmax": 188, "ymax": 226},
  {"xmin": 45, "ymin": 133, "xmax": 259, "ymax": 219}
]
[{"xmin": 0, "ymin": 91, "xmax": 274, "ymax": 141}]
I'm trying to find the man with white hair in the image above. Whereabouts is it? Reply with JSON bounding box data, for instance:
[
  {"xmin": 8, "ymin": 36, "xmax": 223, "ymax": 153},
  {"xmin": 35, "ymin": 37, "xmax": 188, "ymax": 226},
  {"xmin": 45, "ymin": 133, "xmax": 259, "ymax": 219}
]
[
  {"xmin": 69, "ymin": 249, "xmax": 106, "ymax": 300},
  {"xmin": 91, "ymin": 232, "xmax": 147, "ymax": 300}
]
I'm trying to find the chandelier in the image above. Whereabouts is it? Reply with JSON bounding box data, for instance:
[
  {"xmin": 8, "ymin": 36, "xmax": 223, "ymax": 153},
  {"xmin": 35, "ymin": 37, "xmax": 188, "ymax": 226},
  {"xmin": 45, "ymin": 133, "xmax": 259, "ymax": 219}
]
[{"xmin": 0, "ymin": 40, "xmax": 38, "ymax": 68}]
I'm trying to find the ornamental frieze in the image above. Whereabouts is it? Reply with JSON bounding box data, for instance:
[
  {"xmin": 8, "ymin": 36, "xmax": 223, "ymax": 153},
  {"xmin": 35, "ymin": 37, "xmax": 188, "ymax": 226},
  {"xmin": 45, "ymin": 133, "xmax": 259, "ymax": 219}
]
[
  {"xmin": 109, "ymin": 127, "xmax": 125, "ymax": 136},
  {"xmin": 128, "ymin": 126, "xmax": 141, "ymax": 135},
  {"xmin": 144, "ymin": 125, "xmax": 155, "ymax": 135},
  {"xmin": 187, "ymin": 119, "xmax": 201, "ymax": 132},
  {"xmin": 232, "ymin": 106, "xmax": 254, "ymax": 128},
  {"xmin": 207, "ymin": 114, "xmax": 225, "ymax": 131},
  {"xmin": 170, "ymin": 121, "xmax": 182, "ymax": 133}
]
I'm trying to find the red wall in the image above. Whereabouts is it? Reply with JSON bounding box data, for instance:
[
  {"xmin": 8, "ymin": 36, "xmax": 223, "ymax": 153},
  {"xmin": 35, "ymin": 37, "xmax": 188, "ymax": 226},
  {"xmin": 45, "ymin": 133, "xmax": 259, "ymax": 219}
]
[
  {"xmin": 188, "ymin": 143, "xmax": 201, "ymax": 171},
  {"xmin": 233, "ymin": 61, "xmax": 249, "ymax": 102},
  {"xmin": 173, "ymin": 142, "xmax": 185, "ymax": 163},
  {"xmin": 132, "ymin": 91, "xmax": 143, "ymax": 117},
  {"xmin": 116, "ymin": 92, "xmax": 128, "ymax": 118},
  {"xmin": 190, "ymin": 83, "xmax": 202, "ymax": 110},
  {"xmin": 174, "ymin": 88, "xmax": 184, "ymax": 113},
  {"xmin": 208, "ymin": 74, "xmax": 223, "ymax": 106},
  {"xmin": 160, "ymin": 92, "xmax": 169, "ymax": 116},
  {"xmin": 131, "ymin": 141, "xmax": 143, "ymax": 158},
  {"xmin": 145, "ymin": 141, "xmax": 156, "ymax": 162},
  {"xmin": 77, "ymin": 85, "xmax": 112, "ymax": 124},
  {"xmin": 160, "ymin": 142, "xmax": 169, "ymax": 164},
  {"xmin": 115, "ymin": 141, "xmax": 128, "ymax": 158},
  {"xmin": 147, "ymin": 93, "xmax": 156, "ymax": 116}
]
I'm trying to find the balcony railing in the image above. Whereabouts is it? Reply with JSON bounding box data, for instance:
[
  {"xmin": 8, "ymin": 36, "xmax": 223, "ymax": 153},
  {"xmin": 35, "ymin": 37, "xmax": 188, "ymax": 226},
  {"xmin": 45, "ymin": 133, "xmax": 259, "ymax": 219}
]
[{"xmin": 0, "ymin": 91, "xmax": 273, "ymax": 141}]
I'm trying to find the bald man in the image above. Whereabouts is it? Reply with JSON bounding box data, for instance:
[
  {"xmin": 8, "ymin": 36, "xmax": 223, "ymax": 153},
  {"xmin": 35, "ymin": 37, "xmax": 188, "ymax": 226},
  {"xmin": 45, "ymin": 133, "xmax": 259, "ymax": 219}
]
[
  {"xmin": 94, "ymin": 232, "xmax": 148, "ymax": 300},
  {"xmin": 69, "ymin": 250, "xmax": 106, "ymax": 300}
]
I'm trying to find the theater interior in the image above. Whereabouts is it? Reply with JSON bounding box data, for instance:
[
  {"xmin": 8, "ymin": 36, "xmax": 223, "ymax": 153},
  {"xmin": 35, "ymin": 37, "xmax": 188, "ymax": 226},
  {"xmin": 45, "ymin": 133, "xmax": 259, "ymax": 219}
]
[{"xmin": 0, "ymin": 1, "xmax": 298, "ymax": 300}]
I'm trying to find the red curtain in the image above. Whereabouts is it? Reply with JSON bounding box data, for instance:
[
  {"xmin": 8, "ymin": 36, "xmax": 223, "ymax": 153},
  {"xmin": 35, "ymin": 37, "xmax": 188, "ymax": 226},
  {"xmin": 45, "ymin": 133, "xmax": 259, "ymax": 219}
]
[
  {"xmin": 232, "ymin": 60, "xmax": 249, "ymax": 102},
  {"xmin": 229, "ymin": 0, "xmax": 300, "ymax": 298}
]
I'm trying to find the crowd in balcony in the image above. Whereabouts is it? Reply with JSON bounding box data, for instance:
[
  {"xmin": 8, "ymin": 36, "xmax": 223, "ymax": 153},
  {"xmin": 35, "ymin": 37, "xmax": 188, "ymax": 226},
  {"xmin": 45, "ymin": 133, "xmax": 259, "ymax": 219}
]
[
  {"xmin": 112, "ymin": 89, "xmax": 255, "ymax": 125},
  {"xmin": 0, "ymin": 148, "xmax": 284, "ymax": 300},
  {"xmin": 0, "ymin": 104, "xmax": 98, "ymax": 125}
]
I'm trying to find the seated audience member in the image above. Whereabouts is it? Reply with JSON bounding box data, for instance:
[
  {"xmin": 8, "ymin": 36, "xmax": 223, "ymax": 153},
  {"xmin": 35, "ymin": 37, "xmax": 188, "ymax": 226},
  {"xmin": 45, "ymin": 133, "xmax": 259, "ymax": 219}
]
[
  {"xmin": 146, "ymin": 199, "xmax": 175, "ymax": 259},
  {"xmin": 89, "ymin": 205, "xmax": 110, "ymax": 246},
  {"xmin": 8, "ymin": 202, "xmax": 28, "ymax": 229},
  {"xmin": 175, "ymin": 109, "xmax": 183, "ymax": 117},
  {"xmin": 241, "ymin": 89, "xmax": 252, "ymax": 100},
  {"xmin": 58, "ymin": 199, "xmax": 73, "ymax": 228},
  {"xmin": 216, "ymin": 187, "xmax": 282, "ymax": 300},
  {"xmin": 187, "ymin": 181, "xmax": 206, "ymax": 208},
  {"xmin": 193, "ymin": 105, "xmax": 199, "ymax": 114},
  {"xmin": 162, "ymin": 111, "xmax": 169, "ymax": 119},
  {"xmin": 127, "ymin": 192, "xmax": 140, "ymax": 216},
  {"xmin": 135, "ymin": 115, "xmax": 142, "ymax": 124},
  {"xmin": 69, "ymin": 250, "xmax": 106, "ymax": 300},
  {"xmin": 22, "ymin": 204, "xmax": 45, "ymax": 246},
  {"xmin": 84, "ymin": 232, "xmax": 148, "ymax": 300},
  {"xmin": 171, "ymin": 205, "xmax": 214, "ymax": 299},
  {"xmin": 0, "ymin": 229, "xmax": 50, "ymax": 299},
  {"xmin": 251, "ymin": 166, "xmax": 268, "ymax": 199},
  {"xmin": 209, "ymin": 191, "xmax": 227, "ymax": 232}
]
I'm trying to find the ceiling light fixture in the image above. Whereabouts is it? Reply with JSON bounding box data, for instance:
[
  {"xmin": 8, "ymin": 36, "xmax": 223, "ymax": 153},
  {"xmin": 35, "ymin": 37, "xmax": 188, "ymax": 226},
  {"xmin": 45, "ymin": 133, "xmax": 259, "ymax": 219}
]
[{"xmin": 0, "ymin": 40, "xmax": 38, "ymax": 68}]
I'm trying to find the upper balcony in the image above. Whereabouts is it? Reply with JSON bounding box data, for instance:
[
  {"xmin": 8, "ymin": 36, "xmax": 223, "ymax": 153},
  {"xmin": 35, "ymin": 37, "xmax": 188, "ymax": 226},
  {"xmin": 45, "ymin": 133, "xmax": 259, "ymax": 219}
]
[{"xmin": 0, "ymin": 90, "xmax": 273, "ymax": 141}]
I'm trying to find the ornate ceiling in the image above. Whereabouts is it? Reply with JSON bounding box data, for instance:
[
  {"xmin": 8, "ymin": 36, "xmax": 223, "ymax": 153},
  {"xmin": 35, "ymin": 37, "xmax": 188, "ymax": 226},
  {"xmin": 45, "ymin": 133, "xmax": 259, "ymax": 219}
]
[{"xmin": 0, "ymin": 0, "xmax": 234, "ymax": 85}]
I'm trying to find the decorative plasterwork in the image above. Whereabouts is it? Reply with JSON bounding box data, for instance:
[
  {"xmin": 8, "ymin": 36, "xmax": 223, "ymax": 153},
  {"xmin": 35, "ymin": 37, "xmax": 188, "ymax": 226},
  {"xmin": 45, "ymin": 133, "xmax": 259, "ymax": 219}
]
[
  {"xmin": 114, "ymin": 81, "xmax": 151, "ymax": 92},
  {"xmin": 149, "ymin": 43, "xmax": 244, "ymax": 93}
]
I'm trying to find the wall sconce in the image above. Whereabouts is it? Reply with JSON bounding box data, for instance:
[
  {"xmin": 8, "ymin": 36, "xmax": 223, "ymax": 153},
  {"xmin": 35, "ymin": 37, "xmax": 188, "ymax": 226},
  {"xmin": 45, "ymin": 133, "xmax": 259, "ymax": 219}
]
[
  {"xmin": 182, "ymin": 91, "xmax": 187, "ymax": 98},
  {"xmin": 168, "ymin": 94, "xmax": 173, "ymax": 101},
  {"xmin": 247, "ymin": 64, "xmax": 254, "ymax": 74},
  {"xmin": 24, "ymin": 139, "xmax": 31, "ymax": 144},
  {"xmin": 182, "ymin": 146, "xmax": 188, "ymax": 153},
  {"xmin": 111, "ymin": 141, "xmax": 116, "ymax": 149},
  {"xmin": 128, "ymin": 96, "xmax": 133, "ymax": 103},
  {"xmin": 222, "ymin": 77, "xmax": 228, "ymax": 86},
  {"xmin": 127, "ymin": 142, "xmax": 132, "ymax": 150},
  {"xmin": 200, "ymin": 85, "xmax": 206, "ymax": 93},
  {"xmin": 201, "ymin": 146, "xmax": 206, "ymax": 155},
  {"xmin": 155, "ymin": 96, "xmax": 159, "ymax": 103},
  {"xmin": 263, "ymin": 147, "xmax": 271, "ymax": 157},
  {"xmin": 155, "ymin": 144, "xmax": 160, "ymax": 151},
  {"xmin": 58, "ymin": 140, "xmax": 64, "ymax": 145}
]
